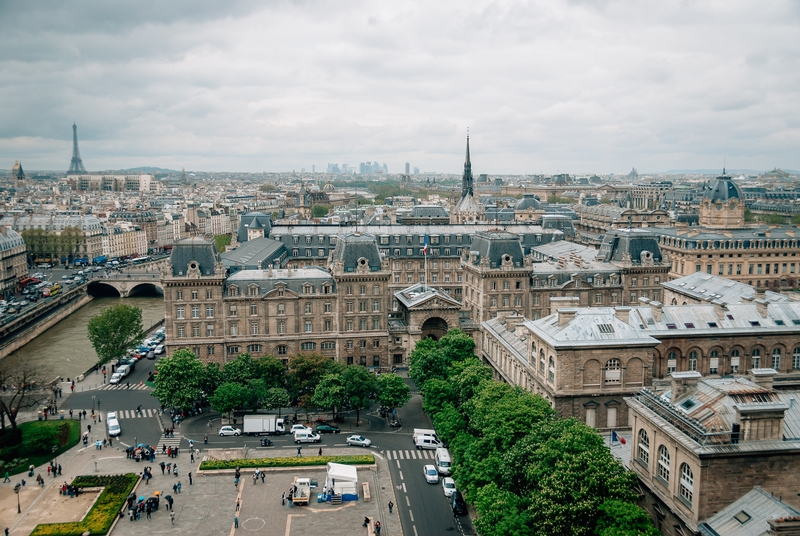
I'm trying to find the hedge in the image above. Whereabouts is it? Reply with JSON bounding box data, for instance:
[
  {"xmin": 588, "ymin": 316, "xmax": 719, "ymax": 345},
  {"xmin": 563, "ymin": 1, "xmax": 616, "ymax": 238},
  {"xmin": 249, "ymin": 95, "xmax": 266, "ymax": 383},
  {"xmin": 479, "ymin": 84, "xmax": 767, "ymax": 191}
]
[
  {"xmin": 30, "ymin": 473, "xmax": 138, "ymax": 536},
  {"xmin": 0, "ymin": 420, "xmax": 81, "ymax": 475},
  {"xmin": 200, "ymin": 454, "xmax": 374, "ymax": 470}
]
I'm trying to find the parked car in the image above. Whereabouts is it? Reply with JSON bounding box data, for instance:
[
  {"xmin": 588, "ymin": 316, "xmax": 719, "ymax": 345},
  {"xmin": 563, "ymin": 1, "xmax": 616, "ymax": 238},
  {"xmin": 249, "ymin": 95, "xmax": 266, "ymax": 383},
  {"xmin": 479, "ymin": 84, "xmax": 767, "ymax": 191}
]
[
  {"xmin": 346, "ymin": 435, "xmax": 372, "ymax": 448},
  {"xmin": 451, "ymin": 490, "xmax": 467, "ymax": 515},
  {"xmin": 423, "ymin": 464, "xmax": 439, "ymax": 484},
  {"xmin": 218, "ymin": 426, "xmax": 241, "ymax": 437},
  {"xmin": 154, "ymin": 345, "xmax": 165, "ymax": 355},
  {"xmin": 442, "ymin": 477, "xmax": 457, "ymax": 497},
  {"xmin": 109, "ymin": 372, "xmax": 123, "ymax": 385},
  {"xmin": 146, "ymin": 350, "xmax": 156, "ymax": 360},
  {"xmin": 316, "ymin": 423, "xmax": 340, "ymax": 434},
  {"xmin": 289, "ymin": 424, "xmax": 311, "ymax": 434}
]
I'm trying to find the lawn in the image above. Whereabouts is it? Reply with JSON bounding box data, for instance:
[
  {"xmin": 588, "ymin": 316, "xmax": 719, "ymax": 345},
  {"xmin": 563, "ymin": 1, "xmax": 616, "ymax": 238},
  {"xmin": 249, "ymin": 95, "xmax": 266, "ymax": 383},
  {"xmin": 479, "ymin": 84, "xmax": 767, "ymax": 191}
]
[
  {"xmin": 0, "ymin": 419, "xmax": 81, "ymax": 476},
  {"xmin": 200, "ymin": 454, "xmax": 375, "ymax": 470}
]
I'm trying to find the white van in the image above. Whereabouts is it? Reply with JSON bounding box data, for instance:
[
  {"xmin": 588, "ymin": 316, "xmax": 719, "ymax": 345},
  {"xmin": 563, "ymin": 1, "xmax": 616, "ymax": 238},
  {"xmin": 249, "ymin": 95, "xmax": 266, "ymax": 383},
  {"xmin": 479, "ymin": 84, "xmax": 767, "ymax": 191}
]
[
  {"xmin": 415, "ymin": 435, "xmax": 443, "ymax": 450},
  {"xmin": 435, "ymin": 447, "xmax": 452, "ymax": 475},
  {"xmin": 293, "ymin": 430, "xmax": 321, "ymax": 443},
  {"xmin": 117, "ymin": 364, "xmax": 130, "ymax": 378},
  {"xmin": 107, "ymin": 418, "xmax": 121, "ymax": 437}
]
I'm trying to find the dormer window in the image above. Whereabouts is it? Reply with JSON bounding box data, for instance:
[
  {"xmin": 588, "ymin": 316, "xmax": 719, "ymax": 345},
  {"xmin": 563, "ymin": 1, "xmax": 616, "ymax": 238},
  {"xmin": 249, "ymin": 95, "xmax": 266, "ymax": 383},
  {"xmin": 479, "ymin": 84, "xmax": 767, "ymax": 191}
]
[
  {"xmin": 227, "ymin": 286, "xmax": 239, "ymax": 297},
  {"xmin": 303, "ymin": 284, "xmax": 312, "ymax": 294},
  {"xmin": 248, "ymin": 285, "xmax": 259, "ymax": 297}
]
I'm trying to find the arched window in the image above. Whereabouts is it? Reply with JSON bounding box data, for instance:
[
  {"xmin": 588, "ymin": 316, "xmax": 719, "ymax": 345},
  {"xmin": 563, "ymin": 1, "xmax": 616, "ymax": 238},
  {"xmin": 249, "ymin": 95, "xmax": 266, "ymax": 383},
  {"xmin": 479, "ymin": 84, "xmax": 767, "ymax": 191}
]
[
  {"xmin": 540, "ymin": 350, "xmax": 546, "ymax": 375},
  {"xmin": 548, "ymin": 357, "xmax": 555, "ymax": 383},
  {"xmin": 793, "ymin": 348, "xmax": 800, "ymax": 370},
  {"xmin": 276, "ymin": 345, "xmax": 288, "ymax": 355},
  {"xmin": 688, "ymin": 350, "xmax": 698, "ymax": 372},
  {"xmin": 637, "ymin": 429, "xmax": 650, "ymax": 466},
  {"xmin": 605, "ymin": 359, "xmax": 621, "ymax": 384},
  {"xmin": 657, "ymin": 445, "xmax": 670, "ymax": 483},
  {"xmin": 667, "ymin": 351, "xmax": 677, "ymax": 373},
  {"xmin": 772, "ymin": 348, "xmax": 781, "ymax": 370},
  {"xmin": 752, "ymin": 348, "xmax": 761, "ymax": 368},
  {"xmin": 709, "ymin": 349, "xmax": 719, "ymax": 374},
  {"xmin": 731, "ymin": 349, "xmax": 741, "ymax": 373},
  {"xmin": 679, "ymin": 463, "xmax": 694, "ymax": 505}
]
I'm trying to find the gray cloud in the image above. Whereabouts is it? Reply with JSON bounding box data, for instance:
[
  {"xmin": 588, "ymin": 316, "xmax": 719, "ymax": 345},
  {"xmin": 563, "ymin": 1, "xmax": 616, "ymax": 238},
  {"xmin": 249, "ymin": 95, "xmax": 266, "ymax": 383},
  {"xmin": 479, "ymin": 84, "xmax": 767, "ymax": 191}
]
[{"xmin": 1, "ymin": 0, "xmax": 799, "ymax": 174}]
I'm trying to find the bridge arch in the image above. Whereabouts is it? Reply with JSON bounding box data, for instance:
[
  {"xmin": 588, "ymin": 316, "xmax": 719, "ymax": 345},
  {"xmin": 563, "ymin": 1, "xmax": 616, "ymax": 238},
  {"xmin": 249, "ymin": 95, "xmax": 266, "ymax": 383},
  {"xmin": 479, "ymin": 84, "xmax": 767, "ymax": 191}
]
[
  {"xmin": 87, "ymin": 281, "xmax": 121, "ymax": 297},
  {"xmin": 87, "ymin": 279, "xmax": 163, "ymax": 298}
]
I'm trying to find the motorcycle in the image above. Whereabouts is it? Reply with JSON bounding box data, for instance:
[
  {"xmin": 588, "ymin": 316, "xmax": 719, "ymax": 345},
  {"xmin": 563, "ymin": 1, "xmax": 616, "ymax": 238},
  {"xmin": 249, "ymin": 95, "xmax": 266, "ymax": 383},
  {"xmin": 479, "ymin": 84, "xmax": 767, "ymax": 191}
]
[{"xmin": 260, "ymin": 438, "xmax": 273, "ymax": 447}]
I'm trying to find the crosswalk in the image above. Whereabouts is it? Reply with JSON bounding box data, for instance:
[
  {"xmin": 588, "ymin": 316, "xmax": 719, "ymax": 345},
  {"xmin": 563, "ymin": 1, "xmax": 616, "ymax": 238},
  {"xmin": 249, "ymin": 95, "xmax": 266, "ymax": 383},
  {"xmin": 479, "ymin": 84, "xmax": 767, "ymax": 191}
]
[
  {"xmin": 384, "ymin": 449, "xmax": 436, "ymax": 460},
  {"xmin": 156, "ymin": 434, "xmax": 184, "ymax": 451},
  {"xmin": 95, "ymin": 383, "xmax": 151, "ymax": 391},
  {"xmin": 112, "ymin": 408, "xmax": 159, "ymax": 419}
]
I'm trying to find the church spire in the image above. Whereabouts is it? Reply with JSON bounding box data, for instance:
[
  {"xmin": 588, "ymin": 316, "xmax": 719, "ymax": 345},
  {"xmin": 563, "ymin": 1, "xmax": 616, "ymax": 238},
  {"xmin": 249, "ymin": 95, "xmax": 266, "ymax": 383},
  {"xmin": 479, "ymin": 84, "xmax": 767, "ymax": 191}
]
[{"xmin": 462, "ymin": 134, "xmax": 473, "ymax": 199}]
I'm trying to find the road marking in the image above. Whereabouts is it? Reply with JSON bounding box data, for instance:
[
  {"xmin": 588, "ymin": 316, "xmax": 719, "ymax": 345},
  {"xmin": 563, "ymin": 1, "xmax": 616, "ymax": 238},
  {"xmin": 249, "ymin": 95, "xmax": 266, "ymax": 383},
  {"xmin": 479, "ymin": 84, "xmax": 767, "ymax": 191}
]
[
  {"xmin": 402, "ymin": 483, "xmax": 407, "ymax": 493},
  {"xmin": 409, "ymin": 510, "xmax": 415, "ymax": 522},
  {"xmin": 285, "ymin": 514, "xmax": 306, "ymax": 536},
  {"xmin": 399, "ymin": 471, "xmax": 404, "ymax": 481},
  {"xmin": 404, "ymin": 450, "xmax": 411, "ymax": 459},
  {"xmin": 413, "ymin": 526, "xmax": 419, "ymax": 536},
  {"xmin": 396, "ymin": 460, "xmax": 400, "ymax": 469},
  {"xmin": 405, "ymin": 496, "xmax": 410, "ymax": 507}
]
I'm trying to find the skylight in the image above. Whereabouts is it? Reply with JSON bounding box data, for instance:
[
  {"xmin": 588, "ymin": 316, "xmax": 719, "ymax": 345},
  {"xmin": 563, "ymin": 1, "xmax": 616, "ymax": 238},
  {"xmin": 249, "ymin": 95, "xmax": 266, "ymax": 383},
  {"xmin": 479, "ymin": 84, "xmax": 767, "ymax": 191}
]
[
  {"xmin": 727, "ymin": 314, "xmax": 735, "ymax": 320},
  {"xmin": 666, "ymin": 323, "xmax": 677, "ymax": 329},
  {"xmin": 750, "ymin": 321, "xmax": 761, "ymax": 327},
  {"xmin": 597, "ymin": 324, "xmax": 615, "ymax": 334},
  {"xmin": 685, "ymin": 323, "xmax": 695, "ymax": 329},
  {"xmin": 775, "ymin": 320, "xmax": 785, "ymax": 326},
  {"xmin": 707, "ymin": 322, "xmax": 718, "ymax": 328},
  {"xmin": 733, "ymin": 511, "xmax": 752, "ymax": 524}
]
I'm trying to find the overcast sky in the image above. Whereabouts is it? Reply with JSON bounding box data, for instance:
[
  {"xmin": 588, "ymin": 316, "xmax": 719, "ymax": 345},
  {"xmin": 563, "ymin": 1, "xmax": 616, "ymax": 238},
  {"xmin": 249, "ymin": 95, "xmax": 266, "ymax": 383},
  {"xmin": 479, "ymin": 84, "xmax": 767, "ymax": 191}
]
[{"xmin": 1, "ymin": 1, "xmax": 799, "ymax": 175}]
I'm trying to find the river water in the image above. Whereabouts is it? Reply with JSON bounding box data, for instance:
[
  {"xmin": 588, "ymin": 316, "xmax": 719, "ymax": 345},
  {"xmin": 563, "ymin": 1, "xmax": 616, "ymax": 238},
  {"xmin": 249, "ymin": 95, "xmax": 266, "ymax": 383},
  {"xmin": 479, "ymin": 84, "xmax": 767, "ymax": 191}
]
[{"xmin": 5, "ymin": 296, "xmax": 165, "ymax": 379}]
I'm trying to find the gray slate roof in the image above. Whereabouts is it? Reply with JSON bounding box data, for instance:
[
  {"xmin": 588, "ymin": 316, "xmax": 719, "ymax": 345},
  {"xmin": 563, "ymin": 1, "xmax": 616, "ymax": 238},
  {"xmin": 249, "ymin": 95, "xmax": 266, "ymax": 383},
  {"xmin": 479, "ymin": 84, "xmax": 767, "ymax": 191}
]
[
  {"xmin": 170, "ymin": 237, "xmax": 221, "ymax": 276},
  {"xmin": 221, "ymin": 236, "xmax": 285, "ymax": 271},
  {"xmin": 226, "ymin": 266, "xmax": 334, "ymax": 295},
  {"xmin": 597, "ymin": 228, "xmax": 663, "ymax": 263},
  {"xmin": 468, "ymin": 231, "xmax": 525, "ymax": 268},
  {"xmin": 698, "ymin": 486, "xmax": 800, "ymax": 536},
  {"xmin": 704, "ymin": 174, "xmax": 744, "ymax": 202},
  {"xmin": 331, "ymin": 233, "xmax": 383, "ymax": 272},
  {"xmin": 237, "ymin": 211, "xmax": 272, "ymax": 242},
  {"xmin": 663, "ymin": 272, "xmax": 789, "ymax": 306}
]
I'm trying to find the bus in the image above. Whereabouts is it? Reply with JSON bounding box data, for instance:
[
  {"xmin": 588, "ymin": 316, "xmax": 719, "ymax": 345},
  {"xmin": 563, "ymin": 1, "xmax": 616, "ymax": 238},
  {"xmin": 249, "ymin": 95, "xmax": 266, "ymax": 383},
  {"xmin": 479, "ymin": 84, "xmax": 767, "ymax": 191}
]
[{"xmin": 131, "ymin": 256, "xmax": 151, "ymax": 265}]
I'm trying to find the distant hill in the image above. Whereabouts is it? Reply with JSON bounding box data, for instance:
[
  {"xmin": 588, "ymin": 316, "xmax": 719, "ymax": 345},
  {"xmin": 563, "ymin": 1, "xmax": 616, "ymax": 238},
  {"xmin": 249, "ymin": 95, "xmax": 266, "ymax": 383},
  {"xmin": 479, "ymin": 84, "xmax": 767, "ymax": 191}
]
[
  {"xmin": 114, "ymin": 166, "xmax": 178, "ymax": 174},
  {"xmin": 661, "ymin": 168, "xmax": 800, "ymax": 175}
]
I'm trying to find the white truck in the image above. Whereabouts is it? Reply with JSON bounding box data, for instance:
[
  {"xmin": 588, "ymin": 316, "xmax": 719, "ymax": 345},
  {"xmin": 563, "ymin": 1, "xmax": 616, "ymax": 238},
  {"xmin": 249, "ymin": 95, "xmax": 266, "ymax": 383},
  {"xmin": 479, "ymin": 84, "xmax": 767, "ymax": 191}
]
[
  {"xmin": 243, "ymin": 415, "xmax": 286, "ymax": 436},
  {"xmin": 291, "ymin": 477, "xmax": 312, "ymax": 506},
  {"xmin": 413, "ymin": 428, "xmax": 438, "ymax": 444}
]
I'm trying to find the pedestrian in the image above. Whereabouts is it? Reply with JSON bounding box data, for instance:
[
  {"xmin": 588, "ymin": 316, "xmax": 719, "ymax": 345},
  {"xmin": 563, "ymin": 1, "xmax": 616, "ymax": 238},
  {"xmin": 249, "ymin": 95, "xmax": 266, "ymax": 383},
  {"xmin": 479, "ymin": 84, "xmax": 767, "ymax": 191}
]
[
  {"xmin": 36, "ymin": 474, "xmax": 44, "ymax": 487},
  {"xmin": 363, "ymin": 516, "xmax": 370, "ymax": 527},
  {"xmin": 162, "ymin": 443, "xmax": 167, "ymax": 454},
  {"xmin": 146, "ymin": 504, "xmax": 151, "ymax": 519},
  {"xmin": 318, "ymin": 447, "xmax": 322, "ymax": 456},
  {"xmin": 57, "ymin": 464, "xmax": 62, "ymax": 475},
  {"xmin": 170, "ymin": 512, "xmax": 175, "ymax": 525},
  {"xmin": 188, "ymin": 472, "xmax": 193, "ymax": 485},
  {"xmin": 253, "ymin": 473, "xmax": 257, "ymax": 485},
  {"xmin": 260, "ymin": 471, "xmax": 265, "ymax": 484},
  {"xmin": 204, "ymin": 434, "xmax": 208, "ymax": 444},
  {"xmin": 92, "ymin": 414, "xmax": 96, "ymax": 424},
  {"xmin": 47, "ymin": 465, "xmax": 51, "ymax": 477},
  {"xmin": 234, "ymin": 476, "xmax": 240, "ymax": 487},
  {"xmin": 375, "ymin": 520, "xmax": 381, "ymax": 534},
  {"xmin": 297, "ymin": 446, "xmax": 302, "ymax": 456},
  {"xmin": 281, "ymin": 492, "xmax": 285, "ymax": 506},
  {"xmin": 173, "ymin": 464, "xmax": 178, "ymax": 477},
  {"xmin": 190, "ymin": 452, "xmax": 194, "ymax": 463},
  {"xmin": 167, "ymin": 463, "xmax": 172, "ymax": 474},
  {"xmin": 177, "ymin": 481, "xmax": 182, "ymax": 493},
  {"xmin": 388, "ymin": 501, "xmax": 394, "ymax": 513},
  {"xmin": 160, "ymin": 461, "xmax": 165, "ymax": 474},
  {"xmin": 236, "ymin": 499, "xmax": 240, "ymax": 512},
  {"xmin": 87, "ymin": 424, "xmax": 92, "ymax": 433},
  {"xmin": 234, "ymin": 514, "xmax": 239, "ymax": 529},
  {"xmin": 167, "ymin": 446, "xmax": 172, "ymax": 458},
  {"xmin": 69, "ymin": 409, "xmax": 73, "ymax": 418},
  {"xmin": 3, "ymin": 471, "xmax": 9, "ymax": 483},
  {"xmin": 173, "ymin": 483, "xmax": 178, "ymax": 494},
  {"xmin": 288, "ymin": 492, "xmax": 293, "ymax": 508}
]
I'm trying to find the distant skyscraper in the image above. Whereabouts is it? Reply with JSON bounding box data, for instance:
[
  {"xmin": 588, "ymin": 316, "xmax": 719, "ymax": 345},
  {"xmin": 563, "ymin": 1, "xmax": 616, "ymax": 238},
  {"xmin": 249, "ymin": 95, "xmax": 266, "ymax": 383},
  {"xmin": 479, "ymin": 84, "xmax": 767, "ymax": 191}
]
[
  {"xmin": 405, "ymin": 162, "xmax": 410, "ymax": 174},
  {"xmin": 413, "ymin": 167, "xmax": 419, "ymax": 175},
  {"xmin": 67, "ymin": 122, "xmax": 87, "ymax": 175}
]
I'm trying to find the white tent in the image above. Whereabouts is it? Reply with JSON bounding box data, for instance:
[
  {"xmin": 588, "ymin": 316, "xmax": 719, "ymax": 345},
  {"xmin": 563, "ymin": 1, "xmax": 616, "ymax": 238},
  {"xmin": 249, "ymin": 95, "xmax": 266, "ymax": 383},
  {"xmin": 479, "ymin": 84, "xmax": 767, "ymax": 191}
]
[
  {"xmin": 325, "ymin": 462, "xmax": 359, "ymax": 501},
  {"xmin": 326, "ymin": 462, "xmax": 357, "ymax": 482}
]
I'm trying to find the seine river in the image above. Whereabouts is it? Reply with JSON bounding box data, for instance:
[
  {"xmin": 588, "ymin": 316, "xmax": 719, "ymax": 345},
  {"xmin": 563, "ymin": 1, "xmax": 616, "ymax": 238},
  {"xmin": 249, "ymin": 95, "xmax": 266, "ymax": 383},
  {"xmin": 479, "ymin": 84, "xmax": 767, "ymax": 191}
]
[{"xmin": 5, "ymin": 296, "xmax": 165, "ymax": 379}]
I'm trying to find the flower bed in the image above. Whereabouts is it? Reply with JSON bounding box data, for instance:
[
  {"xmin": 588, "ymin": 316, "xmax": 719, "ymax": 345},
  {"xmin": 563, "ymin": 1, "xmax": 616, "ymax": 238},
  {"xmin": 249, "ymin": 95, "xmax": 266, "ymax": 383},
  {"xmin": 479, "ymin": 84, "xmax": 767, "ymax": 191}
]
[
  {"xmin": 200, "ymin": 454, "xmax": 374, "ymax": 470},
  {"xmin": 30, "ymin": 473, "xmax": 138, "ymax": 536}
]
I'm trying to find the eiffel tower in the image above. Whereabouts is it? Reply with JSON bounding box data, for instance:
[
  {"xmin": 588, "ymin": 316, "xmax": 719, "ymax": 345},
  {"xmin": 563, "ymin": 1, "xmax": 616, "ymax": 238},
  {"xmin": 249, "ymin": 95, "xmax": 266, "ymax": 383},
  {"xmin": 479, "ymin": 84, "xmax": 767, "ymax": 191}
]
[{"xmin": 67, "ymin": 122, "xmax": 87, "ymax": 175}]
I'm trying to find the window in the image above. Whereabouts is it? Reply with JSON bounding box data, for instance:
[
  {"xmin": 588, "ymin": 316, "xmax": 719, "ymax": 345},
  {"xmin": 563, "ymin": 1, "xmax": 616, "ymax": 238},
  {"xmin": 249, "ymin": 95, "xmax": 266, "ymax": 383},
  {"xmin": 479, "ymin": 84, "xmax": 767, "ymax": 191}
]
[
  {"xmin": 359, "ymin": 301, "xmax": 367, "ymax": 312},
  {"xmin": 679, "ymin": 464, "xmax": 694, "ymax": 506},
  {"xmin": 347, "ymin": 340, "xmax": 354, "ymax": 349},
  {"xmin": 206, "ymin": 325, "xmax": 215, "ymax": 337},
  {"xmin": 323, "ymin": 319, "xmax": 331, "ymax": 331},
  {"xmin": 793, "ymin": 348, "xmax": 800, "ymax": 370},
  {"xmin": 301, "ymin": 342, "xmax": 316, "ymax": 351},
  {"xmin": 249, "ymin": 304, "xmax": 257, "ymax": 316},
  {"xmin": 709, "ymin": 349, "xmax": 719, "ymax": 374},
  {"xmin": 276, "ymin": 345, "xmax": 288, "ymax": 355},
  {"xmin": 278, "ymin": 321, "xmax": 286, "ymax": 334},
  {"xmin": 360, "ymin": 285, "xmax": 366, "ymax": 295},
  {"xmin": 191, "ymin": 306, "xmax": 200, "ymax": 319},
  {"xmin": 191, "ymin": 325, "xmax": 200, "ymax": 337},
  {"xmin": 304, "ymin": 321, "xmax": 312, "ymax": 333},
  {"xmin": 346, "ymin": 302, "xmax": 354, "ymax": 313},
  {"xmin": 688, "ymin": 350, "xmax": 697, "ymax": 372},
  {"xmin": 206, "ymin": 289, "xmax": 213, "ymax": 299},
  {"xmin": 230, "ymin": 324, "xmax": 238, "ymax": 336},
  {"xmin": 359, "ymin": 318, "xmax": 367, "ymax": 330},
  {"xmin": 372, "ymin": 318, "xmax": 380, "ymax": 330},
  {"xmin": 305, "ymin": 302, "xmax": 312, "ymax": 314},
  {"xmin": 490, "ymin": 297, "xmax": 497, "ymax": 307},
  {"xmin": 373, "ymin": 300, "xmax": 381, "ymax": 312},
  {"xmin": 250, "ymin": 322, "xmax": 259, "ymax": 335},
  {"xmin": 191, "ymin": 290, "xmax": 198, "ymax": 300},
  {"xmin": 373, "ymin": 285, "xmax": 380, "ymax": 295},
  {"xmin": 772, "ymin": 348, "xmax": 781, "ymax": 370},
  {"xmin": 177, "ymin": 324, "xmax": 186, "ymax": 338},
  {"xmin": 230, "ymin": 305, "xmax": 238, "ymax": 317},
  {"xmin": 359, "ymin": 340, "xmax": 367, "ymax": 349},
  {"xmin": 207, "ymin": 306, "xmax": 216, "ymax": 318},
  {"xmin": 605, "ymin": 359, "xmax": 621, "ymax": 384},
  {"xmin": 548, "ymin": 357, "xmax": 555, "ymax": 383},
  {"xmin": 752, "ymin": 348, "xmax": 761, "ymax": 368},
  {"xmin": 176, "ymin": 290, "xmax": 183, "ymax": 300},
  {"xmin": 176, "ymin": 307, "xmax": 185, "ymax": 319},
  {"xmin": 657, "ymin": 445, "xmax": 670, "ymax": 484},
  {"xmin": 277, "ymin": 287, "xmax": 284, "ymax": 297},
  {"xmin": 208, "ymin": 346, "xmax": 215, "ymax": 356},
  {"xmin": 227, "ymin": 346, "xmax": 240, "ymax": 355},
  {"xmin": 514, "ymin": 296, "xmax": 522, "ymax": 307},
  {"xmin": 249, "ymin": 286, "xmax": 258, "ymax": 296},
  {"xmin": 667, "ymin": 351, "xmax": 677, "ymax": 373},
  {"xmin": 731, "ymin": 349, "xmax": 740, "ymax": 373},
  {"xmin": 637, "ymin": 429, "xmax": 650, "ymax": 466},
  {"xmin": 502, "ymin": 296, "xmax": 509, "ymax": 307},
  {"xmin": 322, "ymin": 342, "xmax": 336, "ymax": 350}
]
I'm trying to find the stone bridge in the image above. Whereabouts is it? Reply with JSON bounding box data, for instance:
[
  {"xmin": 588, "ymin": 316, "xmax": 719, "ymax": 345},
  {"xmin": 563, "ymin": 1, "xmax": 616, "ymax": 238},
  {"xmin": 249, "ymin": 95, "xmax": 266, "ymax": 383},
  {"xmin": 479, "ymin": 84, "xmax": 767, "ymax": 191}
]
[{"xmin": 88, "ymin": 275, "xmax": 164, "ymax": 298}]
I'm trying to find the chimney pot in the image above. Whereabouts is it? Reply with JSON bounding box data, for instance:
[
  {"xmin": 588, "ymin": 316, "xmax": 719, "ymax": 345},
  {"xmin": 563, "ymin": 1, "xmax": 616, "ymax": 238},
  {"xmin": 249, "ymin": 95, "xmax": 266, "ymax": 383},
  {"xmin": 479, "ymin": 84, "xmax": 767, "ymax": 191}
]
[{"xmin": 615, "ymin": 306, "xmax": 631, "ymax": 323}]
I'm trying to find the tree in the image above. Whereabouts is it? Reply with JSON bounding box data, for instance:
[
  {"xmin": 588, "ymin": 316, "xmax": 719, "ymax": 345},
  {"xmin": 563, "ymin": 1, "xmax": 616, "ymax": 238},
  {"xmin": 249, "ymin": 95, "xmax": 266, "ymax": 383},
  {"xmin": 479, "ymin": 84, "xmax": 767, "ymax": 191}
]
[
  {"xmin": 255, "ymin": 356, "xmax": 287, "ymax": 389},
  {"xmin": 287, "ymin": 354, "xmax": 341, "ymax": 405},
  {"xmin": 222, "ymin": 353, "xmax": 258, "ymax": 385},
  {"xmin": 214, "ymin": 234, "xmax": 231, "ymax": 252},
  {"xmin": 312, "ymin": 373, "xmax": 347, "ymax": 418},
  {"xmin": 263, "ymin": 387, "xmax": 290, "ymax": 416},
  {"xmin": 87, "ymin": 304, "xmax": 144, "ymax": 366},
  {"xmin": 450, "ymin": 358, "xmax": 492, "ymax": 408},
  {"xmin": 421, "ymin": 378, "xmax": 456, "ymax": 415},
  {"xmin": 408, "ymin": 337, "xmax": 449, "ymax": 388},
  {"xmin": 152, "ymin": 349, "xmax": 205, "ymax": 410},
  {"xmin": 377, "ymin": 373, "xmax": 411, "ymax": 410},
  {"xmin": 595, "ymin": 500, "xmax": 660, "ymax": 536},
  {"xmin": 343, "ymin": 366, "xmax": 379, "ymax": 425},
  {"xmin": 209, "ymin": 382, "xmax": 251, "ymax": 415},
  {"xmin": 439, "ymin": 329, "xmax": 476, "ymax": 363},
  {"xmin": 0, "ymin": 360, "xmax": 50, "ymax": 432},
  {"xmin": 246, "ymin": 379, "xmax": 268, "ymax": 411},
  {"xmin": 312, "ymin": 205, "xmax": 331, "ymax": 218}
]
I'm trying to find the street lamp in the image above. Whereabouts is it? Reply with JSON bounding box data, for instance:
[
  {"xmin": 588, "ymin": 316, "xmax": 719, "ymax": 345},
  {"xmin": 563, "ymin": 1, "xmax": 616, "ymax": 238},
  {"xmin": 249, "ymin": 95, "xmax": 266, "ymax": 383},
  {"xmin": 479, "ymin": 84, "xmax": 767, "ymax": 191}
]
[
  {"xmin": 92, "ymin": 395, "xmax": 96, "ymax": 413},
  {"xmin": 14, "ymin": 482, "xmax": 21, "ymax": 513}
]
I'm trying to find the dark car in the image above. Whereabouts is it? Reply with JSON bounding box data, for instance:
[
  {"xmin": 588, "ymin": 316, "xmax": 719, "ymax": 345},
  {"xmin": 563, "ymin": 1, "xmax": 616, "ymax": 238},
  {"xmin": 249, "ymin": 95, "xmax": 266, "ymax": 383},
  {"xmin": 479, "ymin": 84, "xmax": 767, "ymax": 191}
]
[
  {"xmin": 316, "ymin": 423, "xmax": 340, "ymax": 434},
  {"xmin": 451, "ymin": 491, "xmax": 467, "ymax": 516}
]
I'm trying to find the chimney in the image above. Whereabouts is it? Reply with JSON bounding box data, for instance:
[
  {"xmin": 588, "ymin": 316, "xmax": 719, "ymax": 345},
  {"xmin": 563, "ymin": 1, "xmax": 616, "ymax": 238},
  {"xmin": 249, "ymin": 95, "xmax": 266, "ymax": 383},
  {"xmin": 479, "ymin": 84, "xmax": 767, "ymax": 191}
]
[
  {"xmin": 558, "ymin": 308, "xmax": 577, "ymax": 327},
  {"xmin": 503, "ymin": 312, "xmax": 524, "ymax": 331},
  {"xmin": 750, "ymin": 368, "xmax": 777, "ymax": 391},
  {"xmin": 650, "ymin": 300, "xmax": 663, "ymax": 321},
  {"xmin": 557, "ymin": 256, "xmax": 567, "ymax": 270},
  {"xmin": 615, "ymin": 306, "xmax": 631, "ymax": 324},
  {"xmin": 711, "ymin": 299, "xmax": 726, "ymax": 320},
  {"xmin": 550, "ymin": 296, "xmax": 579, "ymax": 315},
  {"xmin": 670, "ymin": 371, "xmax": 702, "ymax": 402},
  {"xmin": 755, "ymin": 298, "xmax": 769, "ymax": 318},
  {"xmin": 768, "ymin": 517, "xmax": 800, "ymax": 536}
]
